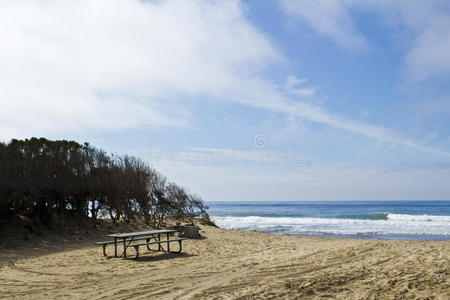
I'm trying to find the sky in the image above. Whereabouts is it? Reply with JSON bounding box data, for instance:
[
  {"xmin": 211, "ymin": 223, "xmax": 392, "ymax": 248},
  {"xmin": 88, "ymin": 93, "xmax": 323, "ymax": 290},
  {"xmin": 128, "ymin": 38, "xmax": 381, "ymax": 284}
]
[{"xmin": 1, "ymin": 0, "xmax": 450, "ymax": 201}]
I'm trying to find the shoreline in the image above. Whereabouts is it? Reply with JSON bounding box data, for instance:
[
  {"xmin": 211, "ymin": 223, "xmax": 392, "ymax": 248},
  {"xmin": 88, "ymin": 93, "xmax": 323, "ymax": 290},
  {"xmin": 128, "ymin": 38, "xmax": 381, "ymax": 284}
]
[
  {"xmin": 209, "ymin": 201, "xmax": 450, "ymax": 241},
  {"xmin": 220, "ymin": 226, "xmax": 450, "ymax": 241},
  {"xmin": 219, "ymin": 229, "xmax": 450, "ymax": 241},
  {"xmin": 1, "ymin": 224, "xmax": 449, "ymax": 299}
]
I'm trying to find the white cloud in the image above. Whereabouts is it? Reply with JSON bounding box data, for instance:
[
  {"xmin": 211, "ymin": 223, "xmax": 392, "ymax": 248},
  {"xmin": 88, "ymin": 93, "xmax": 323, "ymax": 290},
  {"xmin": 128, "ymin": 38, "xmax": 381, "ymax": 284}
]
[
  {"xmin": 148, "ymin": 146, "xmax": 307, "ymax": 167},
  {"xmin": 284, "ymin": 75, "xmax": 315, "ymax": 97},
  {"xmin": 374, "ymin": 1, "xmax": 450, "ymax": 80},
  {"xmin": 417, "ymin": 96, "xmax": 450, "ymax": 118},
  {"xmin": 0, "ymin": 0, "xmax": 278, "ymax": 139},
  {"xmin": 143, "ymin": 145, "xmax": 450, "ymax": 200},
  {"xmin": 280, "ymin": 0, "xmax": 450, "ymax": 80},
  {"xmin": 285, "ymin": 75, "xmax": 308, "ymax": 89},
  {"xmin": 290, "ymin": 88, "xmax": 316, "ymax": 97},
  {"xmin": 0, "ymin": 0, "xmax": 448, "ymax": 158},
  {"xmin": 152, "ymin": 161, "xmax": 450, "ymax": 201},
  {"xmin": 405, "ymin": 17, "xmax": 450, "ymax": 80},
  {"xmin": 223, "ymin": 77, "xmax": 450, "ymax": 157},
  {"xmin": 280, "ymin": 0, "xmax": 367, "ymax": 51}
]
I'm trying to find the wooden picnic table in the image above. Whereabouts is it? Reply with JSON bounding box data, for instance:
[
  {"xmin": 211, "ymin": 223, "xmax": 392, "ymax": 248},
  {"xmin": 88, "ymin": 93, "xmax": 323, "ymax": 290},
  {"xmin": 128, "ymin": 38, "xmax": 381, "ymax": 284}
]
[{"xmin": 103, "ymin": 229, "xmax": 183, "ymax": 258}]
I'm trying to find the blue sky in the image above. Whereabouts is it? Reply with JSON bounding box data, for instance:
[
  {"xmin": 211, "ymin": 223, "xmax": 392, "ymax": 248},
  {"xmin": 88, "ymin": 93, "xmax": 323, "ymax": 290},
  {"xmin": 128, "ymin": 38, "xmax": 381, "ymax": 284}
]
[{"xmin": 1, "ymin": 0, "xmax": 450, "ymax": 200}]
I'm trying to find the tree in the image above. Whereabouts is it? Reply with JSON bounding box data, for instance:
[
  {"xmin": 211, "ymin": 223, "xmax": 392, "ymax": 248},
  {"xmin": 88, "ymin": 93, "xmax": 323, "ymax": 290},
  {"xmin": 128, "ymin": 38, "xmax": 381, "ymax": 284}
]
[{"xmin": 0, "ymin": 138, "xmax": 211, "ymax": 230}]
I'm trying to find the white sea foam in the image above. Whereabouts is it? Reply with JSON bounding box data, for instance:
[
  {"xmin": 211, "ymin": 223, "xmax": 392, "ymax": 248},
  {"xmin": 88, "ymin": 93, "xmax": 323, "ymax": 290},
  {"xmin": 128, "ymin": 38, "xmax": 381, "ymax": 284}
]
[
  {"xmin": 211, "ymin": 214, "xmax": 450, "ymax": 236},
  {"xmin": 387, "ymin": 213, "xmax": 450, "ymax": 222}
]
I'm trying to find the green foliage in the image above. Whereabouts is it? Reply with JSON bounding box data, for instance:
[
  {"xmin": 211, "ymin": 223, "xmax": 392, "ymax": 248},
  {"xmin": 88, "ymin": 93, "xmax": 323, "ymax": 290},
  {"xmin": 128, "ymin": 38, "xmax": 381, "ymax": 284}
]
[{"xmin": 0, "ymin": 138, "xmax": 209, "ymax": 229}]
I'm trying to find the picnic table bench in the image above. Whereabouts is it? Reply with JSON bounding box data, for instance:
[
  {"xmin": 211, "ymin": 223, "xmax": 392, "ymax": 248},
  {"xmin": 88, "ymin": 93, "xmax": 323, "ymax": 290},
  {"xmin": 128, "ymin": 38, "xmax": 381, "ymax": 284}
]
[{"xmin": 95, "ymin": 229, "xmax": 187, "ymax": 259}]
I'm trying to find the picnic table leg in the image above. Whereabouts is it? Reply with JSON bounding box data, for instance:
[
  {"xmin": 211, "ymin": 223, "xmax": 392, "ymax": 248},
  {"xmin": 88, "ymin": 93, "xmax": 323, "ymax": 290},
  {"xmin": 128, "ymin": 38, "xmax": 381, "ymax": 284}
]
[
  {"xmin": 158, "ymin": 233, "xmax": 163, "ymax": 251},
  {"xmin": 123, "ymin": 237, "xmax": 127, "ymax": 258},
  {"xmin": 167, "ymin": 233, "xmax": 170, "ymax": 252},
  {"xmin": 178, "ymin": 240, "xmax": 182, "ymax": 253},
  {"xmin": 174, "ymin": 240, "xmax": 183, "ymax": 253},
  {"xmin": 168, "ymin": 240, "xmax": 182, "ymax": 254},
  {"xmin": 134, "ymin": 246, "xmax": 139, "ymax": 259},
  {"xmin": 114, "ymin": 237, "xmax": 118, "ymax": 257}
]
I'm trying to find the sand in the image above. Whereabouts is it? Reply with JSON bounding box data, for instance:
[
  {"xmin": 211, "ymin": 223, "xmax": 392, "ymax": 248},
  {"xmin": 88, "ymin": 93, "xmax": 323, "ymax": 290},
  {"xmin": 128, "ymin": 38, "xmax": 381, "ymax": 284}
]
[{"xmin": 0, "ymin": 225, "xmax": 449, "ymax": 299}]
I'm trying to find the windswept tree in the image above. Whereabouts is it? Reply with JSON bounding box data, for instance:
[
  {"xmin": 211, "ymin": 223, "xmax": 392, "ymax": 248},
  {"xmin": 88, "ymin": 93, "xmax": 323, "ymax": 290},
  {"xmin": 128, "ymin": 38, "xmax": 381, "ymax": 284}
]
[{"xmin": 0, "ymin": 138, "xmax": 211, "ymax": 229}]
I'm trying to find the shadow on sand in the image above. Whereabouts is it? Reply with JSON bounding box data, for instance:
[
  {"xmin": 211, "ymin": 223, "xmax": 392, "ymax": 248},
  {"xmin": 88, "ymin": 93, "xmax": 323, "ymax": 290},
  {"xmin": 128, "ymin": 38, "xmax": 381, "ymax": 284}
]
[{"xmin": 122, "ymin": 252, "xmax": 197, "ymax": 262}]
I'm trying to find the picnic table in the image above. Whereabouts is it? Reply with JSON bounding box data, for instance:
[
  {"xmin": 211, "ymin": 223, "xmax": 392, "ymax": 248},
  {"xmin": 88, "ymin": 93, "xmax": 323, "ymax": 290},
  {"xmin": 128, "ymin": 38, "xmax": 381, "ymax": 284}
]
[{"xmin": 96, "ymin": 229, "xmax": 187, "ymax": 259}]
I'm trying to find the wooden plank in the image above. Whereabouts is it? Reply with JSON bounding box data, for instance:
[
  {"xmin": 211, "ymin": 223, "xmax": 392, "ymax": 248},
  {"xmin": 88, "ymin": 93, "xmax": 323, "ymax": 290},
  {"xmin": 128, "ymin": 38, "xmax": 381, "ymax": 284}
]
[
  {"xmin": 106, "ymin": 229, "xmax": 177, "ymax": 238},
  {"xmin": 95, "ymin": 235, "xmax": 160, "ymax": 245},
  {"xmin": 131, "ymin": 238, "xmax": 187, "ymax": 247},
  {"xmin": 96, "ymin": 235, "xmax": 158, "ymax": 245},
  {"xmin": 95, "ymin": 241, "xmax": 114, "ymax": 245}
]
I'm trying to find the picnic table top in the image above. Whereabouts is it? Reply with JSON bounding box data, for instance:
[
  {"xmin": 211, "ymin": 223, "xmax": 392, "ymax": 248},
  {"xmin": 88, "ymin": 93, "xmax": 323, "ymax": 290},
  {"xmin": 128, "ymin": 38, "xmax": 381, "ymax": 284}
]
[{"xmin": 107, "ymin": 229, "xmax": 177, "ymax": 238}]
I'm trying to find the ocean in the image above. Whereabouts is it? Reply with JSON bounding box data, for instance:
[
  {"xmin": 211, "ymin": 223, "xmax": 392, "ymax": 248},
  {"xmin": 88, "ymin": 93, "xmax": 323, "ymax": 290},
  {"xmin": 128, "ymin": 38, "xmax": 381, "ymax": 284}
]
[{"xmin": 207, "ymin": 201, "xmax": 450, "ymax": 240}]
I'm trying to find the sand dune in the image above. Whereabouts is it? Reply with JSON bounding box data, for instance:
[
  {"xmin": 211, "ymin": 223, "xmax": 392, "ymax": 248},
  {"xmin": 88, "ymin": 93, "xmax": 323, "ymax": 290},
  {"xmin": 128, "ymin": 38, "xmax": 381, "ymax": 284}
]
[{"xmin": 0, "ymin": 225, "xmax": 449, "ymax": 299}]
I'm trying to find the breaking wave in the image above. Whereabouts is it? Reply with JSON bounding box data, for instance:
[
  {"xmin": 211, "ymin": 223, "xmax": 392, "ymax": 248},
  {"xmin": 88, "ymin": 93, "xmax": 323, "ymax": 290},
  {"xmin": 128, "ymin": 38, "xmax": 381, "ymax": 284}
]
[{"xmin": 211, "ymin": 213, "xmax": 450, "ymax": 236}]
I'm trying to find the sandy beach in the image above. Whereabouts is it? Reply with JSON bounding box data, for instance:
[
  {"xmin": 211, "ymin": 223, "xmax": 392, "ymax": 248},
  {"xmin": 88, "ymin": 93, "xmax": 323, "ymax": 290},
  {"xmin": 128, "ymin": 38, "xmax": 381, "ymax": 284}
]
[{"xmin": 0, "ymin": 225, "xmax": 449, "ymax": 299}]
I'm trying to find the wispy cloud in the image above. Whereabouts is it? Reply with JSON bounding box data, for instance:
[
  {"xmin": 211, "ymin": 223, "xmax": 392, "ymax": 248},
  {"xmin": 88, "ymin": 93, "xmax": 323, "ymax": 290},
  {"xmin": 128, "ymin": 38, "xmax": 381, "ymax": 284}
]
[
  {"xmin": 222, "ymin": 77, "xmax": 450, "ymax": 157},
  {"xmin": 284, "ymin": 75, "xmax": 316, "ymax": 97},
  {"xmin": 0, "ymin": 0, "xmax": 448, "ymax": 158},
  {"xmin": 146, "ymin": 146, "xmax": 309, "ymax": 169},
  {"xmin": 152, "ymin": 161, "xmax": 450, "ymax": 201},
  {"xmin": 405, "ymin": 17, "xmax": 450, "ymax": 80},
  {"xmin": 280, "ymin": 0, "xmax": 450, "ymax": 80},
  {"xmin": 280, "ymin": 0, "xmax": 368, "ymax": 51},
  {"xmin": 285, "ymin": 75, "xmax": 308, "ymax": 89},
  {"xmin": 416, "ymin": 96, "xmax": 450, "ymax": 118},
  {"xmin": 0, "ymin": 0, "xmax": 279, "ymax": 138}
]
